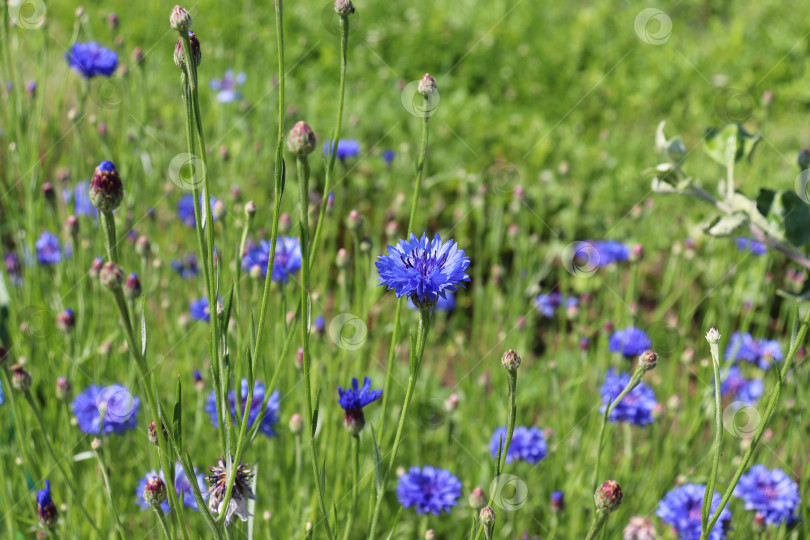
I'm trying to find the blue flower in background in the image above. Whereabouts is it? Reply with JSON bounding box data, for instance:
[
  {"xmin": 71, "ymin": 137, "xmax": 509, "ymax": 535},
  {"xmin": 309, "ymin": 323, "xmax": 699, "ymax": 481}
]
[
  {"xmin": 735, "ymin": 237, "xmax": 767, "ymax": 256},
  {"xmin": 489, "ymin": 426, "xmax": 547, "ymax": 464},
  {"xmin": 396, "ymin": 466, "xmax": 462, "ymax": 516},
  {"xmin": 205, "ymin": 378, "xmax": 280, "ymax": 438},
  {"xmin": 600, "ymin": 368, "xmax": 657, "ymax": 426},
  {"xmin": 209, "ymin": 69, "xmax": 246, "ymax": 103},
  {"xmin": 324, "ymin": 139, "xmax": 361, "ymax": 160},
  {"xmin": 65, "ymin": 42, "xmax": 118, "ymax": 78},
  {"xmin": 135, "ymin": 464, "xmax": 207, "ymax": 513},
  {"xmin": 376, "ymin": 233, "xmax": 471, "ymax": 307},
  {"xmin": 733, "ymin": 465, "xmax": 800, "ymax": 526},
  {"xmin": 657, "ymin": 484, "xmax": 732, "ymax": 540},
  {"xmin": 171, "ymin": 255, "xmax": 199, "ymax": 280},
  {"xmin": 71, "ymin": 384, "xmax": 140, "ymax": 435},
  {"xmin": 190, "ymin": 298, "xmax": 211, "ymax": 322},
  {"xmin": 241, "ymin": 236, "xmax": 302, "ymax": 283},
  {"xmin": 177, "ymin": 194, "xmax": 217, "ymax": 228},
  {"xmin": 725, "ymin": 331, "xmax": 783, "ymax": 370},
  {"xmin": 62, "ymin": 180, "xmax": 97, "ymax": 217},
  {"xmin": 0, "ymin": 378, "xmax": 4, "ymax": 405},
  {"xmin": 4, "ymin": 253, "xmax": 22, "ymax": 286},
  {"xmin": 382, "ymin": 149, "xmax": 395, "ymax": 164},
  {"xmin": 35, "ymin": 232, "xmax": 63, "ymax": 265},
  {"xmin": 576, "ymin": 240, "xmax": 630, "ymax": 267},
  {"xmin": 720, "ymin": 366, "xmax": 763, "ymax": 404},
  {"xmin": 608, "ymin": 327, "xmax": 652, "ymax": 358}
]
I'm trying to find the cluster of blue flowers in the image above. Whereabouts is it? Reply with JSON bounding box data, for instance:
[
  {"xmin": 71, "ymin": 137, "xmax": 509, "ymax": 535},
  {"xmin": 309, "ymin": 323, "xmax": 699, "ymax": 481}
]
[
  {"xmin": 35, "ymin": 232, "xmax": 65, "ymax": 265},
  {"xmin": 600, "ymin": 368, "xmax": 657, "ymax": 425},
  {"xmin": 241, "ymin": 236, "xmax": 303, "ymax": 283},
  {"xmin": 724, "ymin": 331, "xmax": 783, "ymax": 369},
  {"xmin": 171, "ymin": 254, "xmax": 200, "ymax": 279},
  {"xmin": 488, "ymin": 426, "xmax": 547, "ymax": 464},
  {"xmin": 534, "ymin": 292, "xmax": 577, "ymax": 318},
  {"xmin": 189, "ymin": 297, "xmax": 211, "ymax": 322},
  {"xmin": 63, "ymin": 181, "xmax": 97, "ymax": 217},
  {"xmin": 720, "ymin": 365, "xmax": 763, "ymax": 404},
  {"xmin": 733, "ymin": 465, "xmax": 800, "ymax": 526},
  {"xmin": 734, "ymin": 237, "xmax": 767, "ymax": 256}
]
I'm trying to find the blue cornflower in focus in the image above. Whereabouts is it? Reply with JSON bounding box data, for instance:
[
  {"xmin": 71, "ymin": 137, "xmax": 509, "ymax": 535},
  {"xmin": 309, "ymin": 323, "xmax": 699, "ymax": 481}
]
[
  {"xmin": 190, "ymin": 298, "xmax": 211, "ymax": 322},
  {"xmin": 657, "ymin": 484, "xmax": 732, "ymax": 540},
  {"xmin": 382, "ymin": 149, "xmax": 395, "ymax": 164},
  {"xmin": 209, "ymin": 69, "xmax": 246, "ymax": 103},
  {"xmin": 37, "ymin": 480, "xmax": 58, "ymax": 527},
  {"xmin": 407, "ymin": 291, "xmax": 456, "ymax": 312},
  {"xmin": 204, "ymin": 378, "xmax": 280, "ymax": 438},
  {"xmin": 488, "ymin": 426, "xmax": 547, "ymax": 464},
  {"xmin": 576, "ymin": 240, "xmax": 631, "ymax": 267},
  {"xmin": 376, "ymin": 233, "xmax": 471, "ymax": 308},
  {"xmin": 396, "ymin": 465, "xmax": 462, "ymax": 516},
  {"xmin": 171, "ymin": 254, "xmax": 199, "ymax": 279},
  {"xmin": 599, "ymin": 368, "xmax": 657, "ymax": 426},
  {"xmin": 241, "ymin": 236, "xmax": 302, "ymax": 283},
  {"xmin": 135, "ymin": 463, "xmax": 207, "ymax": 513},
  {"xmin": 324, "ymin": 139, "xmax": 361, "ymax": 160},
  {"xmin": 177, "ymin": 194, "xmax": 217, "ymax": 228},
  {"xmin": 608, "ymin": 326, "xmax": 652, "ymax": 358},
  {"xmin": 720, "ymin": 366, "xmax": 763, "ymax": 404},
  {"xmin": 71, "ymin": 384, "xmax": 140, "ymax": 435},
  {"xmin": 733, "ymin": 465, "xmax": 800, "ymax": 526},
  {"xmin": 724, "ymin": 331, "xmax": 783, "ymax": 369},
  {"xmin": 735, "ymin": 237, "xmax": 767, "ymax": 256},
  {"xmin": 35, "ymin": 232, "xmax": 63, "ymax": 265},
  {"xmin": 65, "ymin": 42, "xmax": 118, "ymax": 78},
  {"xmin": 338, "ymin": 376, "xmax": 383, "ymax": 435}
]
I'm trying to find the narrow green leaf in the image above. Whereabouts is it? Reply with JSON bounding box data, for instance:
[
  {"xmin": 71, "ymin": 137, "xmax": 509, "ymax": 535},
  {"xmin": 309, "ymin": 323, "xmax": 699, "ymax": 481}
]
[
  {"xmin": 174, "ymin": 377, "xmax": 183, "ymax": 450},
  {"xmin": 384, "ymin": 508, "xmax": 404, "ymax": 540}
]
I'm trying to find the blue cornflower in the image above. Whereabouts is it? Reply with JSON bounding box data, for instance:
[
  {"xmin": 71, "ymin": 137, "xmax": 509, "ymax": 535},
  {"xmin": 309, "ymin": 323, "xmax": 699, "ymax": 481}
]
[
  {"xmin": 396, "ymin": 466, "xmax": 462, "ymax": 516},
  {"xmin": 62, "ymin": 180, "xmax": 97, "ymax": 217},
  {"xmin": 35, "ymin": 231, "xmax": 62, "ymax": 265},
  {"xmin": 338, "ymin": 376, "xmax": 382, "ymax": 435},
  {"xmin": 190, "ymin": 298, "xmax": 210, "ymax": 322},
  {"xmin": 407, "ymin": 291, "xmax": 456, "ymax": 312},
  {"xmin": 177, "ymin": 194, "xmax": 217, "ymax": 228},
  {"xmin": 171, "ymin": 254, "xmax": 199, "ymax": 279},
  {"xmin": 733, "ymin": 465, "xmax": 800, "ymax": 526},
  {"xmin": 657, "ymin": 484, "xmax": 732, "ymax": 540},
  {"xmin": 735, "ymin": 237, "xmax": 767, "ymax": 256},
  {"xmin": 0, "ymin": 378, "xmax": 4, "ymax": 405},
  {"xmin": 534, "ymin": 292, "xmax": 564, "ymax": 318},
  {"xmin": 576, "ymin": 240, "xmax": 631, "ymax": 267},
  {"xmin": 376, "ymin": 233, "xmax": 471, "ymax": 307},
  {"xmin": 488, "ymin": 426, "xmax": 547, "ymax": 464},
  {"xmin": 313, "ymin": 316, "xmax": 325, "ymax": 334},
  {"xmin": 204, "ymin": 378, "xmax": 280, "ymax": 438},
  {"xmin": 724, "ymin": 331, "xmax": 783, "ymax": 369},
  {"xmin": 551, "ymin": 490, "xmax": 564, "ymax": 512},
  {"xmin": 65, "ymin": 42, "xmax": 118, "ymax": 78},
  {"xmin": 37, "ymin": 480, "xmax": 57, "ymax": 526},
  {"xmin": 608, "ymin": 326, "xmax": 652, "ymax": 358},
  {"xmin": 720, "ymin": 366, "xmax": 763, "ymax": 404},
  {"xmin": 382, "ymin": 149, "xmax": 395, "ymax": 164},
  {"xmin": 324, "ymin": 139, "xmax": 361, "ymax": 160},
  {"xmin": 241, "ymin": 237, "xmax": 302, "ymax": 283},
  {"xmin": 599, "ymin": 368, "xmax": 657, "ymax": 426},
  {"xmin": 71, "ymin": 384, "xmax": 140, "ymax": 435},
  {"xmin": 135, "ymin": 463, "xmax": 207, "ymax": 513},
  {"xmin": 209, "ymin": 69, "xmax": 246, "ymax": 103}
]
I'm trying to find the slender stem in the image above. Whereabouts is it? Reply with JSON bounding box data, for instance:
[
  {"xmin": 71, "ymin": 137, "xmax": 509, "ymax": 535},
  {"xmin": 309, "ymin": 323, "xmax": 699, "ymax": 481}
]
[
  {"xmin": 342, "ymin": 435, "xmax": 361, "ymax": 540},
  {"xmin": 94, "ymin": 449, "xmax": 127, "ymax": 540},
  {"xmin": 153, "ymin": 506, "xmax": 172, "ymax": 540},
  {"xmin": 99, "ymin": 210, "xmax": 118, "ymax": 262},
  {"xmin": 584, "ymin": 511, "xmax": 608, "ymax": 540},
  {"xmin": 701, "ymin": 340, "xmax": 723, "ymax": 535}
]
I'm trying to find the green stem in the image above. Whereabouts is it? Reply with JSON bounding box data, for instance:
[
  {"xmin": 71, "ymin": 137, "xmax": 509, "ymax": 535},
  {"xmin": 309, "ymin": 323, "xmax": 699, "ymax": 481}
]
[
  {"xmin": 94, "ymin": 449, "xmax": 127, "ymax": 540},
  {"xmin": 153, "ymin": 506, "xmax": 172, "ymax": 540},
  {"xmin": 585, "ymin": 511, "xmax": 608, "ymax": 540},
  {"xmin": 701, "ymin": 339, "xmax": 723, "ymax": 535},
  {"xmin": 99, "ymin": 210, "xmax": 118, "ymax": 262},
  {"xmin": 342, "ymin": 435, "xmax": 361, "ymax": 540}
]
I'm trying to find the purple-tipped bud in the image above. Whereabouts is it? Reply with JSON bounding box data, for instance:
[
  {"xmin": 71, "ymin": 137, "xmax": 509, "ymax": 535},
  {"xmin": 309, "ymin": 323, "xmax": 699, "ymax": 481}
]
[
  {"xmin": 468, "ymin": 487, "xmax": 486, "ymax": 508},
  {"xmin": 444, "ymin": 393, "xmax": 459, "ymax": 412},
  {"xmin": 56, "ymin": 309, "xmax": 76, "ymax": 332},
  {"xmin": 580, "ymin": 337, "xmax": 590, "ymax": 350},
  {"xmin": 343, "ymin": 408, "xmax": 366, "ymax": 436},
  {"xmin": 124, "ymin": 273, "xmax": 142, "ymax": 299},
  {"xmin": 212, "ymin": 200, "xmax": 226, "ymax": 221},
  {"xmin": 244, "ymin": 200, "xmax": 256, "ymax": 218},
  {"xmin": 148, "ymin": 420, "xmax": 169, "ymax": 446},
  {"xmin": 144, "ymin": 475, "xmax": 167, "ymax": 507},
  {"xmin": 479, "ymin": 506, "xmax": 495, "ymax": 526},
  {"xmin": 65, "ymin": 215, "xmax": 79, "ymax": 235},
  {"xmin": 219, "ymin": 145, "xmax": 229, "ymax": 161},
  {"xmin": 100, "ymin": 262, "xmax": 125, "ymax": 289},
  {"xmin": 132, "ymin": 47, "xmax": 145, "ymax": 66},
  {"xmin": 98, "ymin": 122, "xmax": 108, "ymax": 138},
  {"xmin": 346, "ymin": 209, "xmax": 364, "ymax": 231},
  {"xmin": 90, "ymin": 257, "xmax": 105, "ymax": 279},
  {"xmin": 56, "ymin": 377, "xmax": 72, "ymax": 402},
  {"xmin": 10, "ymin": 364, "xmax": 32, "ymax": 392},
  {"xmin": 41, "ymin": 182, "xmax": 55, "ymax": 201},
  {"xmin": 135, "ymin": 236, "xmax": 151, "ymax": 258},
  {"xmin": 501, "ymin": 349, "xmax": 521, "ymax": 372},
  {"xmin": 417, "ymin": 73, "xmax": 437, "ymax": 98},
  {"xmin": 594, "ymin": 480, "xmax": 622, "ymax": 513},
  {"xmin": 26, "ymin": 80, "xmax": 37, "ymax": 98},
  {"xmin": 334, "ymin": 0, "xmax": 355, "ymax": 17},
  {"xmin": 107, "ymin": 12, "xmax": 118, "ymax": 28},
  {"xmin": 336, "ymin": 248, "xmax": 350, "ymax": 269},
  {"xmin": 90, "ymin": 160, "xmax": 123, "ymax": 211},
  {"xmin": 36, "ymin": 480, "xmax": 58, "ymax": 528},
  {"xmin": 289, "ymin": 413, "xmax": 304, "ymax": 434},
  {"xmin": 799, "ymin": 149, "xmax": 810, "ymax": 171},
  {"xmin": 174, "ymin": 31, "xmax": 201, "ymax": 70},
  {"xmin": 169, "ymin": 5, "xmax": 192, "ymax": 31},
  {"xmin": 551, "ymin": 490, "xmax": 564, "ymax": 513},
  {"xmin": 638, "ymin": 350, "xmax": 658, "ymax": 372},
  {"xmin": 279, "ymin": 213, "xmax": 293, "ymax": 234},
  {"xmin": 424, "ymin": 530, "xmax": 435, "ymax": 540},
  {"xmin": 295, "ymin": 347, "xmax": 303, "ymax": 370},
  {"xmin": 287, "ymin": 121, "xmax": 317, "ymax": 156},
  {"xmin": 193, "ymin": 369, "xmax": 204, "ymax": 390},
  {"xmin": 752, "ymin": 513, "xmax": 766, "ymax": 534}
]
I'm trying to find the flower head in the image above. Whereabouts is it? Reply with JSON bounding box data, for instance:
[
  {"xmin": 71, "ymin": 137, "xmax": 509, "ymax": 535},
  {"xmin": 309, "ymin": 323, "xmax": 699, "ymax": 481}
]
[
  {"xmin": 90, "ymin": 160, "xmax": 123, "ymax": 211},
  {"xmin": 418, "ymin": 74, "xmax": 437, "ymax": 97},
  {"xmin": 65, "ymin": 42, "xmax": 118, "ymax": 78},
  {"xmin": 37, "ymin": 480, "xmax": 58, "ymax": 527},
  {"xmin": 63, "ymin": 180, "xmax": 97, "ymax": 217},
  {"xmin": 396, "ymin": 465, "xmax": 462, "ymax": 516},
  {"xmin": 190, "ymin": 298, "xmax": 210, "ymax": 321},
  {"xmin": 656, "ymin": 483, "xmax": 731, "ymax": 540},
  {"xmin": 4, "ymin": 252, "xmax": 22, "ymax": 286},
  {"xmin": 534, "ymin": 292, "xmax": 565, "ymax": 318},
  {"xmin": 174, "ymin": 31, "xmax": 201, "ymax": 69},
  {"xmin": 334, "ymin": 0, "xmax": 355, "ymax": 16},
  {"xmin": 733, "ymin": 465, "xmax": 800, "ymax": 526},
  {"xmin": 735, "ymin": 237, "xmax": 767, "ymax": 256},
  {"xmin": 207, "ymin": 459, "xmax": 255, "ymax": 526},
  {"xmin": 177, "ymin": 194, "xmax": 217, "ymax": 227},
  {"xmin": 600, "ymin": 368, "xmax": 657, "ymax": 426},
  {"xmin": 169, "ymin": 5, "xmax": 192, "ymax": 31},
  {"xmin": 724, "ymin": 331, "xmax": 783, "ymax": 370},
  {"xmin": 576, "ymin": 240, "xmax": 631, "ymax": 267},
  {"xmin": 135, "ymin": 464, "xmax": 207, "ymax": 513},
  {"xmin": 35, "ymin": 232, "xmax": 63, "ymax": 265},
  {"xmin": 488, "ymin": 426, "xmax": 547, "ymax": 464},
  {"xmin": 241, "ymin": 237, "xmax": 302, "ymax": 283},
  {"xmin": 210, "ymin": 70, "xmax": 246, "ymax": 103},
  {"xmin": 595, "ymin": 480, "xmax": 622, "ymax": 513},
  {"xmin": 71, "ymin": 384, "xmax": 140, "ymax": 435},
  {"xmin": 204, "ymin": 379, "xmax": 280, "ymax": 438},
  {"xmin": 382, "ymin": 149, "xmax": 395, "ymax": 164},
  {"xmin": 376, "ymin": 233, "xmax": 471, "ymax": 308},
  {"xmin": 609, "ymin": 327, "xmax": 652, "ymax": 358},
  {"xmin": 324, "ymin": 139, "xmax": 361, "ymax": 160},
  {"xmin": 720, "ymin": 366, "xmax": 763, "ymax": 404},
  {"xmin": 338, "ymin": 377, "xmax": 382, "ymax": 435}
]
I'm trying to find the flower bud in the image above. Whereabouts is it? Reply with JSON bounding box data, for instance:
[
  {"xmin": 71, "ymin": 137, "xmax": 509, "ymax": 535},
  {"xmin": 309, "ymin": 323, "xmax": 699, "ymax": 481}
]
[
  {"xmin": 551, "ymin": 490, "xmax": 564, "ymax": 513},
  {"xmin": 638, "ymin": 350, "xmax": 658, "ymax": 372},
  {"xmin": 334, "ymin": 0, "xmax": 355, "ymax": 17},
  {"xmin": 479, "ymin": 506, "xmax": 495, "ymax": 526},
  {"xmin": 289, "ymin": 413, "xmax": 304, "ymax": 434},
  {"xmin": 100, "ymin": 262, "xmax": 125, "ymax": 289},
  {"xmin": 501, "ymin": 349, "xmax": 521, "ymax": 372},
  {"xmin": 56, "ymin": 377, "xmax": 72, "ymax": 402},
  {"xmin": 91, "ymin": 437, "xmax": 102, "ymax": 450},
  {"xmin": 444, "ymin": 393, "xmax": 459, "ymax": 412},
  {"xmin": 148, "ymin": 420, "xmax": 169, "ymax": 446},
  {"xmin": 90, "ymin": 257, "xmax": 105, "ymax": 279},
  {"xmin": 135, "ymin": 236, "xmax": 151, "ymax": 258},
  {"xmin": 65, "ymin": 215, "xmax": 79, "ymax": 236},
  {"xmin": 10, "ymin": 364, "xmax": 32, "ymax": 392},
  {"xmin": 41, "ymin": 181, "xmax": 55, "ymax": 202},
  {"xmin": 56, "ymin": 309, "xmax": 76, "ymax": 332},
  {"xmin": 144, "ymin": 475, "xmax": 167, "ymax": 507},
  {"xmin": 594, "ymin": 480, "xmax": 622, "ymax": 513},
  {"xmin": 279, "ymin": 213, "xmax": 293, "ymax": 235},
  {"xmin": 705, "ymin": 328, "xmax": 721, "ymax": 345},
  {"xmin": 90, "ymin": 161, "xmax": 124, "ymax": 211},
  {"xmin": 287, "ymin": 121, "xmax": 317, "ymax": 156},
  {"xmin": 123, "ymin": 273, "xmax": 141, "ymax": 299},
  {"xmin": 417, "ymin": 73, "xmax": 437, "ymax": 98},
  {"xmin": 336, "ymin": 248, "xmax": 351, "ymax": 269},
  {"xmin": 424, "ymin": 530, "xmax": 435, "ymax": 540},
  {"xmin": 468, "ymin": 487, "xmax": 486, "ymax": 508},
  {"xmin": 174, "ymin": 31, "xmax": 201, "ymax": 70},
  {"xmin": 346, "ymin": 209, "xmax": 364, "ymax": 231},
  {"xmin": 385, "ymin": 220, "xmax": 399, "ymax": 239},
  {"xmin": 359, "ymin": 237, "xmax": 373, "ymax": 254},
  {"xmin": 244, "ymin": 200, "xmax": 256, "ymax": 218},
  {"xmin": 132, "ymin": 47, "xmax": 145, "ymax": 66},
  {"xmin": 169, "ymin": 5, "xmax": 192, "ymax": 31}
]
